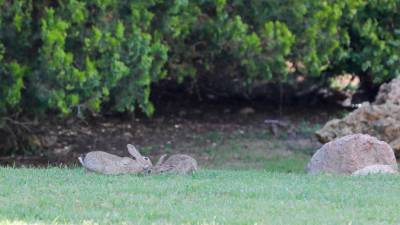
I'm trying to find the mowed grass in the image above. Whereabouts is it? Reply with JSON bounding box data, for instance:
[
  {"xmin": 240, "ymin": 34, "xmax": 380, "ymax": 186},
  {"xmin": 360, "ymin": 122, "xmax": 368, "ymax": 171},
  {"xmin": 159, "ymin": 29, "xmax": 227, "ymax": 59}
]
[{"xmin": 1, "ymin": 168, "xmax": 400, "ymax": 225}]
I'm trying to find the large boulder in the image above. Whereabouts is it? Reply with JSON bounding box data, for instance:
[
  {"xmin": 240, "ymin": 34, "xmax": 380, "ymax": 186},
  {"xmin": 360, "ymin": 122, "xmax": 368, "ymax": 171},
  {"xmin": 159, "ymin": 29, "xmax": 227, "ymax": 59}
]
[
  {"xmin": 316, "ymin": 77, "xmax": 400, "ymax": 154},
  {"xmin": 306, "ymin": 134, "xmax": 398, "ymax": 175}
]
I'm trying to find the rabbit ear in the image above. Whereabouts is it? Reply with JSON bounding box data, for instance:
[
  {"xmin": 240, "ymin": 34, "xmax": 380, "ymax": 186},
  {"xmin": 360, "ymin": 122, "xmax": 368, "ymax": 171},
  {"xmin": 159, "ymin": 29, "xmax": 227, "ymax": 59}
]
[
  {"xmin": 127, "ymin": 144, "xmax": 142, "ymax": 158},
  {"xmin": 127, "ymin": 144, "xmax": 153, "ymax": 169},
  {"xmin": 155, "ymin": 154, "xmax": 167, "ymax": 167}
]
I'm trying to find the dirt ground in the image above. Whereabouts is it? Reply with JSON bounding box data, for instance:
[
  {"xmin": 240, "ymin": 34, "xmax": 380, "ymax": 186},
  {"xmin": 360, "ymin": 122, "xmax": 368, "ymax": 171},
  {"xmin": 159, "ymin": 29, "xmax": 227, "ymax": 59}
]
[{"xmin": 0, "ymin": 98, "xmax": 348, "ymax": 169}]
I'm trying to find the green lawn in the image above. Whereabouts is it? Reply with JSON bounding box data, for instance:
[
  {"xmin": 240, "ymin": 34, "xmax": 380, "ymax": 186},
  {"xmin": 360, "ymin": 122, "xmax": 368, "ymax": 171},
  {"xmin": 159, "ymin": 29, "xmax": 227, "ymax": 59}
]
[{"xmin": 1, "ymin": 168, "xmax": 400, "ymax": 225}]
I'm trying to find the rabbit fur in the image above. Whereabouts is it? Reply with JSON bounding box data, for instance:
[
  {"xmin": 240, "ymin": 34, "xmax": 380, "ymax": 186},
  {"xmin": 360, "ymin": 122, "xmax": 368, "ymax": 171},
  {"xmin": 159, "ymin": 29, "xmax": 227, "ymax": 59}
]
[
  {"xmin": 78, "ymin": 144, "xmax": 152, "ymax": 175},
  {"xmin": 150, "ymin": 154, "xmax": 198, "ymax": 175}
]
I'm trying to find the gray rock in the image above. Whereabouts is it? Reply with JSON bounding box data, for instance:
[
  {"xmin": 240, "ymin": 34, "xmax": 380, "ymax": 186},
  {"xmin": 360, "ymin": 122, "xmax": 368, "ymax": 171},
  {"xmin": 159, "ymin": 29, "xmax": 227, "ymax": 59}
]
[
  {"xmin": 375, "ymin": 77, "xmax": 400, "ymax": 105},
  {"xmin": 316, "ymin": 77, "xmax": 400, "ymax": 155},
  {"xmin": 352, "ymin": 164, "xmax": 398, "ymax": 176},
  {"xmin": 306, "ymin": 134, "xmax": 398, "ymax": 175}
]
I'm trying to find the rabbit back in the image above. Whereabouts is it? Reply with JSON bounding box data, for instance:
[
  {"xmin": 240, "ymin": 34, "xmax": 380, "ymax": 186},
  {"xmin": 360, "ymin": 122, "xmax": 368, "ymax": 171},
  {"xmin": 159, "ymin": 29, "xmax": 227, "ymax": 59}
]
[
  {"xmin": 152, "ymin": 154, "xmax": 197, "ymax": 175},
  {"xmin": 80, "ymin": 151, "xmax": 140, "ymax": 174}
]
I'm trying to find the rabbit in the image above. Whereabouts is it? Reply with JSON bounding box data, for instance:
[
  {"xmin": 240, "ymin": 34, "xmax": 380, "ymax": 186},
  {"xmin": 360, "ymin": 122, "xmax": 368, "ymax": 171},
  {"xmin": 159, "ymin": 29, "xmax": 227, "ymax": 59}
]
[
  {"xmin": 150, "ymin": 154, "xmax": 198, "ymax": 175},
  {"xmin": 78, "ymin": 144, "xmax": 153, "ymax": 175}
]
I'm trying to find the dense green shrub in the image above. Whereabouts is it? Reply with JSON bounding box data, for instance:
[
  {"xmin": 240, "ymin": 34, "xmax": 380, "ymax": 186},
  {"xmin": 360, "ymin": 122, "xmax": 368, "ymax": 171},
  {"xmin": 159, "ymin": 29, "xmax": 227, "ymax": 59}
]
[
  {"xmin": 0, "ymin": 0, "xmax": 169, "ymax": 118},
  {"xmin": 339, "ymin": 0, "xmax": 400, "ymax": 85},
  {"xmin": 164, "ymin": 0, "xmax": 399, "ymax": 91},
  {"xmin": 0, "ymin": 0, "xmax": 399, "ymax": 142},
  {"xmin": 173, "ymin": 0, "xmax": 340, "ymax": 83}
]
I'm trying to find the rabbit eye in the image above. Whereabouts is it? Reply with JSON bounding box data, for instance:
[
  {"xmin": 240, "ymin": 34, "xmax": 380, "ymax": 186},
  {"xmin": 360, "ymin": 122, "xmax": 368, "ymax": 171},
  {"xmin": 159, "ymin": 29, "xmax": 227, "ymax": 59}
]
[{"xmin": 143, "ymin": 157, "xmax": 149, "ymax": 161}]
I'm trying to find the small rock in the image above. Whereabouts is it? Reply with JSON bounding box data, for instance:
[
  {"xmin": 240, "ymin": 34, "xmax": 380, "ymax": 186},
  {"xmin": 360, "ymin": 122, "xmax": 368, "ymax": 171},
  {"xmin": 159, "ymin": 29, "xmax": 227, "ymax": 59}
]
[
  {"xmin": 123, "ymin": 132, "xmax": 133, "ymax": 138},
  {"xmin": 66, "ymin": 131, "xmax": 77, "ymax": 136},
  {"xmin": 239, "ymin": 107, "xmax": 255, "ymax": 115},
  {"xmin": 102, "ymin": 123, "xmax": 113, "ymax": 127},
  {"xmin": 206, "ymin": 94, "xmax": 216, "ymax": 100},
  {"xmin": 81, "ymin": 128, "xmax": 93, "ymax": 135},
  {"xmin": 54, "ymin": 146, "xmax": 72, "ymax": 156},
  {"xmin": 352, "ymin": 164, "xmax": 398, "ymax": 176}
]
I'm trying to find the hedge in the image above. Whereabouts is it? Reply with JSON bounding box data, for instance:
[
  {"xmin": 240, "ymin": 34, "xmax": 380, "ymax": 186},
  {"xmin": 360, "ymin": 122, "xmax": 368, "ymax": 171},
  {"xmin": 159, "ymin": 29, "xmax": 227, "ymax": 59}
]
[{"xmin": 0, "ymin": 0, "xmax": 399, "ymax": 119}]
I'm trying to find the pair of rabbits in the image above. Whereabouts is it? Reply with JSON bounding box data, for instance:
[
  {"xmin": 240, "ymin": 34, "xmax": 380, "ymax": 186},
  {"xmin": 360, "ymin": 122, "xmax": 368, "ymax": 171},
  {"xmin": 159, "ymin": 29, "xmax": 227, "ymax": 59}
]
[{"xmin": 78, "ymin": 144, "xmax": 197, "ymax": 175}]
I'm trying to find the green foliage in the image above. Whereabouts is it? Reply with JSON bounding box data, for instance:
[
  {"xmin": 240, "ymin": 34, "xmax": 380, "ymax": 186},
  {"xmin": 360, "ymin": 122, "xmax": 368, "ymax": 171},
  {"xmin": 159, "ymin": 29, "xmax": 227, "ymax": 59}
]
[
  {"xmin": 0, "ymin": 0, "xmax": 168, "ymax": 117},
  {"xmin": 341, "ymin": 0, "xmax": 400, "ymax": 83},
  {"xmin": 162, "ymin": 0, "xmax": 400, "ymax": 88},
  {"xmin": 0, "ymin": 0, "xmax": 399, "ymax": 118}
]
